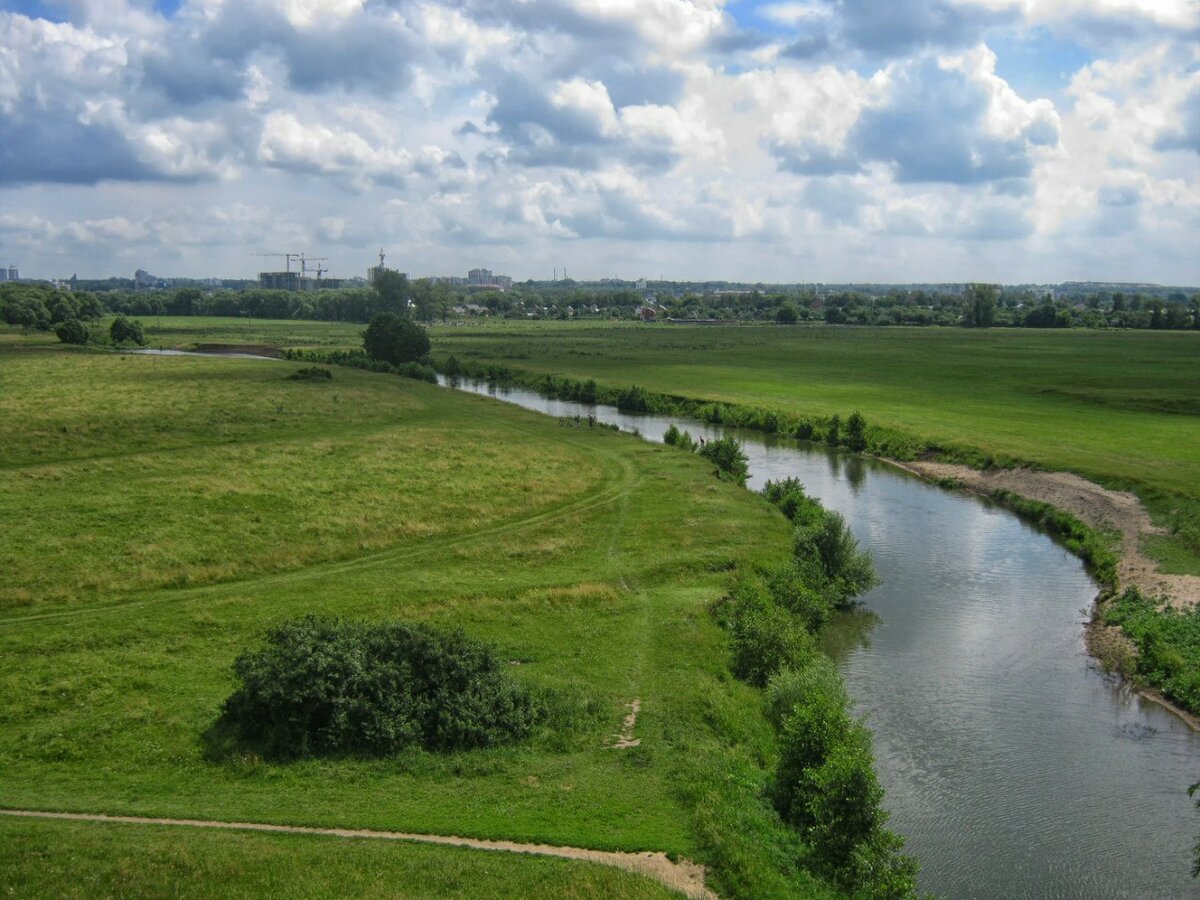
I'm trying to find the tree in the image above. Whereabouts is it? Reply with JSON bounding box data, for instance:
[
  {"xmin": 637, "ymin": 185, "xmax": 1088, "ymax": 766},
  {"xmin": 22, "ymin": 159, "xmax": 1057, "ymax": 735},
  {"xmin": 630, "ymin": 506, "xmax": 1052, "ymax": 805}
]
[
  {"xmin": 961, "ymin": 283, "xmax": 997, "ymax": 328},
  {"xmin": 372, "ymin": 269, "xmax": 411, "ymax": 315},
  {"xmin": 110, "ymin": 316, "xmax": 146, "ymax": 346},
  {"xmin": 775, "ymin": 304, "xmax": 799, "ymax": 324},
  {"xmin": 362, "ymin": 312, "xmax": 430, "ymax": 365},
  {"xmin": 826, "ymin": 414, "xmax": 841, "ymax": 447},
  {"xmin": 55, "ymin": 318, "xmax": 90, "ymax": 345},
  {"xmin": 699, "ymin": 436, "xmax": 749, "ymax": 485},
  {"xmin": 845, "ymin": 412, "xmax": 867, "ymax": 452}
]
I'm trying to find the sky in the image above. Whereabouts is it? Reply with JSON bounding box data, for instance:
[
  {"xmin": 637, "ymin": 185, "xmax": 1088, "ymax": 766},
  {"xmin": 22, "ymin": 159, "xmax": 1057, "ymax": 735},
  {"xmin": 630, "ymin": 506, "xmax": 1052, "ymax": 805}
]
[{"xmin": 0, "ymin": 0, "xmax": 1197, "ymax": 284}]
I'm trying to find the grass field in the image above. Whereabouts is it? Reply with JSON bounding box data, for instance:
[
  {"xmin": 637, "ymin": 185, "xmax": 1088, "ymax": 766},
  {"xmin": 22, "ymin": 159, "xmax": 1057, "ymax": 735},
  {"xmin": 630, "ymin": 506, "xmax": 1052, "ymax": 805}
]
[
  {"xmin": 0, "ymin": 345, "xmax": 843, "ymax": 897},
  {"xmin": 427, "ymin": 321, "xmax": 1200, "ymax": 569}
]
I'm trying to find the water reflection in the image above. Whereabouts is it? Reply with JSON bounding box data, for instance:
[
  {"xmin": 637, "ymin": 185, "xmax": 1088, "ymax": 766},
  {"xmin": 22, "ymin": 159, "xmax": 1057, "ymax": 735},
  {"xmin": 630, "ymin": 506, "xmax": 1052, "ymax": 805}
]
[
  {"xmin": 821, "ymin": 606, "xmax": 881, "ymax": 663},
  {"xmin": 441, "ymin": 377, "xmax": 1200, "ymax": 899}
]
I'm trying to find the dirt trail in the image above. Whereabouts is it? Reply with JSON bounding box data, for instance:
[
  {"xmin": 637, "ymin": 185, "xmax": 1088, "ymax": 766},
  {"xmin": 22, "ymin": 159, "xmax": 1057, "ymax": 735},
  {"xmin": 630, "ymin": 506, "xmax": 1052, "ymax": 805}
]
[
  {"xmin": 607, "ymin": 699, "xmax": 642, "ymax": 749},
  {"xmin": 0, "ymin": 809, "xmax": 716, "ymax": 900},
  {"xmin": 900, "ymin": 462, "xmax": 1200, "ymax": 609}
]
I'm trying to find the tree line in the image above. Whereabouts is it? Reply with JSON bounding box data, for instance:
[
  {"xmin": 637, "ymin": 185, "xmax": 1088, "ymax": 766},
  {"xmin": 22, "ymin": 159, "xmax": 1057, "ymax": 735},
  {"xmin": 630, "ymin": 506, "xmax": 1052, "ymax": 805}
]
[{"xmin": 4, "ymin": 278, "xmax": 1197, "ymax": 331}]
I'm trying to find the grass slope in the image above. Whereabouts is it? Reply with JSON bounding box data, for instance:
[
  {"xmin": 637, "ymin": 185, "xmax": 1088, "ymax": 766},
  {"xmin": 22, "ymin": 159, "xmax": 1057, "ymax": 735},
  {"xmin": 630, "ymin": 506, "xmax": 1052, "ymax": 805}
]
[
  {"xmin": 0, "ymin": 347, "xmax": 839, "ymax": 897},
  {"xmin": 0, "ymin": 817, "xmax": 677, "ymax": 899}
]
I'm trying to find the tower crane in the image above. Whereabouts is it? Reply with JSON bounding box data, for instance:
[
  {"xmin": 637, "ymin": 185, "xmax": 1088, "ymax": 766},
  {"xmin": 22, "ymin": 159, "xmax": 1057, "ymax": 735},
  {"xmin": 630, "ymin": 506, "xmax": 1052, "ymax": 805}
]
[
  {"xmin": 256, "ymin": 252, "xmax": 301, "ymax": 273},
  {"xmin": 297, "ymin": 253, "xmax": 328, "ymax": 279}
]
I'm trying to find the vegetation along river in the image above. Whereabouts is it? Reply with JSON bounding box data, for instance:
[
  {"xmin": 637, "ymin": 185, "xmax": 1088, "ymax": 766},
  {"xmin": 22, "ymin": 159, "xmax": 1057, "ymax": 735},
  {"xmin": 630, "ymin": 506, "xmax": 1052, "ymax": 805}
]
[{"xmin": 442, "ymin": 376, "xmax": 1198, "ymax": 900}]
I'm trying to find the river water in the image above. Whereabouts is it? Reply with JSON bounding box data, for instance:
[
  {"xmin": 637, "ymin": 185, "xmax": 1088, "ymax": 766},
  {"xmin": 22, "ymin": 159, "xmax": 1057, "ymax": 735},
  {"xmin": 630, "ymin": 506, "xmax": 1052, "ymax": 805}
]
[{"xmin": 441, "ymin": 376, "xmax": 1198, "ymax": 900}]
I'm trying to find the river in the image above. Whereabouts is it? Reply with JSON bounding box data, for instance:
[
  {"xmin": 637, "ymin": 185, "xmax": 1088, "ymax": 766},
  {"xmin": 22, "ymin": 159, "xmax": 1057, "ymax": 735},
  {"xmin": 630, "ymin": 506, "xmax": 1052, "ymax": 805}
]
[{"xmin": 441, "ymin": 376, "xmax": 1198, "ymax": 899}]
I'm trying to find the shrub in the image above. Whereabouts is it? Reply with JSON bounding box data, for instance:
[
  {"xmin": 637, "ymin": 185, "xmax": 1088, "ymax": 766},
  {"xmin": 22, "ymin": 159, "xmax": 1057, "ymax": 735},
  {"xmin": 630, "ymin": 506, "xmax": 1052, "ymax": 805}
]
[
  {"xmin": 804, "ymin": 511, "xmax": 881, "ymax": 603},
  {"xmin": 1104, "ymin": 588, "xmax": 1200, "ymax": 713},
  {"xmin": 664, "ymin": 424, "xmax": 683, "ymax": 446},
  {"xmin": 845, "ymin": 411, "xmax": 867, "ymax": 452},
  {"xmin": 216, "ymin": 616, "xmax": 545, "ymax": 758},
  {"xmin": 825, "ymin": 414, "xmax": 841, "ymax": 447},
  {"xmin": 287, "ymin": 366, "xmax": 333, "ymax": 381},
  {"xmin": 110, "ymin": 316, "xmax": 146, "ymax": 346},
  {"xmin": 54, "ymin": 318, "xmax": 89, "ymax": 345},
  {"xmin": 700, "ymin": 435, "xmax": 749, "ymax": 485},
  {"xmin": 793, "ymin": 419, "xmax": 815, "ymax": 441},
  {"xmin": 616, "ymin": 384, "xmax": 651, "ymax": 412},
  {"xmin": 726, "ymin": 578, "xmax": 817, "ymax": 686}
]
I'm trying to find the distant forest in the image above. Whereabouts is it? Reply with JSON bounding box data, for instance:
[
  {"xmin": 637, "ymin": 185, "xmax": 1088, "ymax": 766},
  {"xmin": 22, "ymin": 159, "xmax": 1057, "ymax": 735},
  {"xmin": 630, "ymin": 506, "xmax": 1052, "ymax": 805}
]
[{"xmin": 2, "ymin": 276, "xmax": 1198, "ymax": 331}]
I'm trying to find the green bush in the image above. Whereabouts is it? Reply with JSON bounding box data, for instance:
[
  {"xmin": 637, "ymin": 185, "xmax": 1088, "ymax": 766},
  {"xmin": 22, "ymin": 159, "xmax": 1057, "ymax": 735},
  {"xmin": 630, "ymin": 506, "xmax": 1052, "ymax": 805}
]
[
  {"xmin": 768, "ymin": 662, "xmax": 917, "ymax": 897},
  {"xmin": 54, "ymin": 318, "xmax": 89, "ymax": 345},
  {"xmin": 616, "ymin": 384, "xmax": 652, "ymax": 412},
  {"xmin": 825, "ymin": 414, "xmax": 841, "ymax": 447},
  {"xmin": 700, "ymin": 436, "xmax": 749, "ymax": 485},
  {"xmin": 845, "ymin": 412, "xmax": 867, "ymax": 452},
  {"xmin": 110, "ymin": 316, "xmax": 146, "ymax": 346},
  {"xmin": 1104, "ymin": 588, "xmax": 1200, "ymax": 713},
  {"xmin": 217, "ymin": 616, "xmax": 545, "ymax": 758},
  {"xmin": 724, "ymin": 578, "xmax": 817, "ymax": 686}
]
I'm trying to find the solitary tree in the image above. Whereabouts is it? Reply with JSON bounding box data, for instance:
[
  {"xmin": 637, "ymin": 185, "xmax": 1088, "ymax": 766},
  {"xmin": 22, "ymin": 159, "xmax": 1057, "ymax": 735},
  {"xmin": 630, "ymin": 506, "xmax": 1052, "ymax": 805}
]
[
  {"xmin": 775, "ymin": 303, "xmax": 799, "ymax": 324},
  {"xmin": 362, "ymin": 312, "xmax": 430, "ymax": 366}
]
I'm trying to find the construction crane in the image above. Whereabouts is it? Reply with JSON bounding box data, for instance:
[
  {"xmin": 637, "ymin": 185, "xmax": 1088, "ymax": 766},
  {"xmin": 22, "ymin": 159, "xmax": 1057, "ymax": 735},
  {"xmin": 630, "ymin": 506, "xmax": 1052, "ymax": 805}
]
[
  {"xmin": 297, "ymin": 253, "xmax": 328, "ymax": 278},
  {"xmin": 313, "ymin": 263, "xmax": 328, "ymax": 285},
  {"xmin": 256, "ymin": 252, "xmax": 301, "ymax": 273}
]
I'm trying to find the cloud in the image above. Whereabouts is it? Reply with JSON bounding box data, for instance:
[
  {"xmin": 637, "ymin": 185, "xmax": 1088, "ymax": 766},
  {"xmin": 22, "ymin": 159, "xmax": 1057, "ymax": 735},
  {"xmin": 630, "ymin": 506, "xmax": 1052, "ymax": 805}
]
[
  {"xmin": 0, "ymin": 1, "xmax": 1195, "ymax": 284},
  {"xmin": 850, "ymin": 48, "xmax": 1060, "ymax": 184}
]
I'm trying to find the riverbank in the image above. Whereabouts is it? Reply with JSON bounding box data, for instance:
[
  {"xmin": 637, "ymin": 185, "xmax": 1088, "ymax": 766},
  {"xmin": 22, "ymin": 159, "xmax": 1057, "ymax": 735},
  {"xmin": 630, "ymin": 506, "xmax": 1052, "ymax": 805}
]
[
  {"xmin": 898, "ymin": 462, "xmax": 1200, "ymax": 610},
  {"xmin": 889, "ymin": 460, "xmax": 1200, "ymax": 730}
]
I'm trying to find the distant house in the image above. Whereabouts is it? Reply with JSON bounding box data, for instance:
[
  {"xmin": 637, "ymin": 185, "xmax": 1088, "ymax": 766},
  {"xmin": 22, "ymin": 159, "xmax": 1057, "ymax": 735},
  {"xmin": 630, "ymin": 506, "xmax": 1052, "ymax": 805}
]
[{"xmin": 637, "ymin": 305, "xmax": 657, "ymax": 321}]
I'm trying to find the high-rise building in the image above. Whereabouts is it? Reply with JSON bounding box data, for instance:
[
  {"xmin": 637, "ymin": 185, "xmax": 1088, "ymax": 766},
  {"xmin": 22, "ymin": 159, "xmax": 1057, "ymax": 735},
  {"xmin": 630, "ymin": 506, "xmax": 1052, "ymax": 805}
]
[
  {"xmin": 468, "ymin": 267, "xmax": 493, "ymax": 286},
  {"xmin": 3, "ymin": 265, "xmax": 18, "ymax": 282}
]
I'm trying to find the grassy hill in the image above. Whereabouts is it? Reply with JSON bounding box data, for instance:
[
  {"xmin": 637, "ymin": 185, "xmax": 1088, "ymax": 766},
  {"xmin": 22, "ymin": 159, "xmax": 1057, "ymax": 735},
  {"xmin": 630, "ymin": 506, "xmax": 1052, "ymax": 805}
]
[{"xmin": 0, "ymin": 346, "xmax": 846, "ymax": 897}]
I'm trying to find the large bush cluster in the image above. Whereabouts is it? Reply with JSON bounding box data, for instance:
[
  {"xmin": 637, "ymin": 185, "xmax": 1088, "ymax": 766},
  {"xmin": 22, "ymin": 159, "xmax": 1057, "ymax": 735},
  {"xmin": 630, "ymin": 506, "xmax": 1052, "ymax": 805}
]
[
  {"xmin": 711, "ymin": 478, "xmax": 915, "ymax": 897},
  {"xmin": 218, "ymin": 616, "xmax": 545, "ymax": 758}
]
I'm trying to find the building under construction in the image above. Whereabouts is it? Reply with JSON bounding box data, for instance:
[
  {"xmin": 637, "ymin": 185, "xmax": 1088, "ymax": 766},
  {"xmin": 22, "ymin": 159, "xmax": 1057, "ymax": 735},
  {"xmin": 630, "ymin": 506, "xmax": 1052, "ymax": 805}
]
[{"xmin": 258, "ymin": 251, "xmax": 342, "ymax": 291}]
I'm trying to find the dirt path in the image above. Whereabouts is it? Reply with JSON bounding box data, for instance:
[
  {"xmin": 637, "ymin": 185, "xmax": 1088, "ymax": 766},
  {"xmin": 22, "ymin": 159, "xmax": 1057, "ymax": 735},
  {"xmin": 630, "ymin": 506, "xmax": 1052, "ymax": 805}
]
[
  {"xmin": 899, "ymin": 462, "xmax": 1200, "ymax": 609},
  {"xmin": 0, "ymin": 809, "xmax": 716, "ymax": 900}
]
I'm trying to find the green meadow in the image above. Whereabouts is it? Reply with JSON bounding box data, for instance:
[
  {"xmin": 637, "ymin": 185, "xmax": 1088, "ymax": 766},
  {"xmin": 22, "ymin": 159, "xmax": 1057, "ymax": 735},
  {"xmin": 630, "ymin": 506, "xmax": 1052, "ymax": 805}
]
[
  {"xmin": 430, "ymin": 321, "xmax": 1200, "ymax": 567},
  {"xmin": 0, "ymin": 345, "xmax": 844, "ymax": 897}
]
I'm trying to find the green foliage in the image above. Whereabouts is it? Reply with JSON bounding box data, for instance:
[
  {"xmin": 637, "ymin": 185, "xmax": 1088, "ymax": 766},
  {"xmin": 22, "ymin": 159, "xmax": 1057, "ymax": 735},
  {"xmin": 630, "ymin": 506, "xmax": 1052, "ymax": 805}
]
[
  {"xmin": 961, "ymin": 283, "xmax": 998, "ymax": 328},
  {"xmin": 826, "ymin": 414, "xmax": 841, "ymax": 447},
  {"xmin": 721, "ymin": 576, "xmax": 817, "ymax": 687},
  {"xmin": 286, "ymin": 366, "xmax": 333, "ymax": 381},
  {"xmin": 286, "ymin": 347, "xmax": 437, "ymax": 383},
  {"xmin": 616, "ymin": 384, "xmax": 652, "ymax": 412},
  {"xmin": 362, "ymin": 312, "xmax": 430, "ymax": 366},
  {"xmin": 775, "ymin": 304, "xmax": 799, "ymax": 324},
  {"xmin": 768, "ymin": 662, "xmax": 917, "ymax": 897},
  {"xmin": 845, "ymin": 412, "xmax": 867, "ymax": 452},
  {"xmin": 54, "ymin": 318, "xmax": 89, "ymax": 345},
  {"xmin": 765, "ymin": 479, "xmax": 880, "ymax": 606},
  {"xmin": 216, "ymin": 616, "xmax": 545, "ymax": 758},
  {"xmin": 699, "ymin": 436, "xmax": 749, "ymax": 485},
  {"xmin": 1103, "ymin": 588, "xmax": 1200, "ymax": 713},
  {"xmin": 663, "ymin": 424, "xmax": 697, "ymax": 452},
  {"xmin": 110, "ymin": 316, "xmax": 146, "ymax": 346}
]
